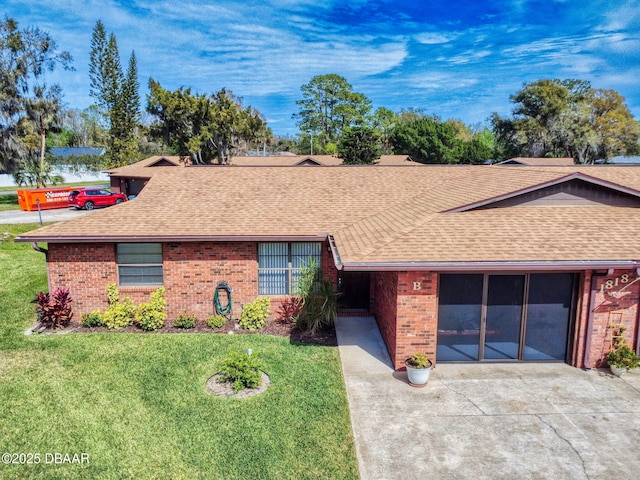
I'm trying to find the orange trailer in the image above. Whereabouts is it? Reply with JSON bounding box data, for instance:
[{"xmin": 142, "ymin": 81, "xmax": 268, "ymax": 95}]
[{"xmin": 17, "ymin": 187, "xmax": 77, "ymax": 212}]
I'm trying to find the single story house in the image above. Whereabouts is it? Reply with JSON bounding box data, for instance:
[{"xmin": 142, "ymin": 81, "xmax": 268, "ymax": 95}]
[
  {"xmin": 106, "ymin": 155, "xmax": 418, "ymax": 198},
  {"xmin": 17, "ymin": 164, "xmax": 640, "ymax": 370}
]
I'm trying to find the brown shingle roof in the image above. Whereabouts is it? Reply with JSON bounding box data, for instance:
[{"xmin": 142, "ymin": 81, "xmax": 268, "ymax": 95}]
[{"xmin": 18, "ymin": 165, "xmax": 640, "ymax": 268}]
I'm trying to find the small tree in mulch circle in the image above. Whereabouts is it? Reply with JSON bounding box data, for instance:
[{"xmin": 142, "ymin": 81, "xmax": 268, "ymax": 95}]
[{"xmin": 218, "ymin": 350, "xmax": 265, "ymax": 393}]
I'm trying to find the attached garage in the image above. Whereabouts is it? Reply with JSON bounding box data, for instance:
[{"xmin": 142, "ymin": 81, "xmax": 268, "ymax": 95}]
[{"xmin": 437, "ymin": 273, "xmax": 576, "ymax": 362}]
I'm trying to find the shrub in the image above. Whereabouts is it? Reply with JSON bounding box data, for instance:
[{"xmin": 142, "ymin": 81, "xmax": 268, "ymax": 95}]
[
  {"xmin": 296, "ymin": 277, "xmax": 339, "ymax": 335},
  {"xmin": 219, "ymin": 350, "xmax": 265, "ymax": 393},
  {"xmin": 35, "ymin": 287, "xmax": 73, "ymax": 329},
  {"xmin": 606, "ymin": 327, "xmax": 640, "ymax": 371},
  {"xmin": 136, "ymin": 287, "xmax": 166, "ymax": 331},
  {"xmin": 206, "ymin": 314, "xmax": 227, "ymax": 329},
  {"xmin": 173, "ymin": 312, "xmax": 198, "ymax": 329},
  {"xmin": 239, "ymin": 297, "xmax": 270, "ymax": 330},
  {"xmin": 277, "ymin": 297, "xmax": 303, "ymax": 323},
  {"xmin": 406, "ymin": 352, "xmax": 431, "ymax": 368},
  {"xmin": 81, "ymin": 310, "xmax": 102, "ymax": 327},
  {"xmin": 606, "ymin": 344, "xmax": 640, "ymax": 371},
  {"xmin": 107, "ymin": 283, "xmax": 119, "ymax": 305},
  {"xmin": 102, "ymin": 284, "xmax": 136, "ymax": 329}
]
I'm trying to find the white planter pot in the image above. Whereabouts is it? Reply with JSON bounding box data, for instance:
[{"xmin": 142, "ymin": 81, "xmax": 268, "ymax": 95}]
[
  {"xmin": 405, "ymin": 359, "xmax": 432, "ymax": 387},
  {"xmin": 610, "ymin": 365, "xmax": 627, "ymax": 377}
]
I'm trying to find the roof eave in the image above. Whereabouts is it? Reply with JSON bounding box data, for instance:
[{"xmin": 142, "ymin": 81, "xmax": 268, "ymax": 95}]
[
  {"xmin": 340, "ymin": 260, "xmax": 640, "ymax": 272},
  {"xmin": 16, "ymin": 233, "xmax": 330, "ymax": 244}
]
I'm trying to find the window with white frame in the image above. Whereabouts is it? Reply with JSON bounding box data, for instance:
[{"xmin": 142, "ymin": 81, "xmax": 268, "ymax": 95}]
[
  {"xmin": 116, "ymin": 243, "xmax": 163, "ymax": 286},
  {"xmin": 258, "ymin": 242, "xmax": 321, "ymax": 295}
]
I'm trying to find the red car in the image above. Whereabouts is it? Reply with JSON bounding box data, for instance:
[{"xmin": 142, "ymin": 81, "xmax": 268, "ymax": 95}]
[{"xmin": 68, "ymin": 189, "xmax": 127, "ymax": 210}]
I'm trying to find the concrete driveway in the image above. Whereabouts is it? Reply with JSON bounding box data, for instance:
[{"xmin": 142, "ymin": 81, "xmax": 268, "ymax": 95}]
[
  {"xmin": 0, "ymin": 207, "xmax": 89, "ymax": 224},
  {"xmin": 335, "ymin": 316, "xmax": 640, "ymax": 480}
]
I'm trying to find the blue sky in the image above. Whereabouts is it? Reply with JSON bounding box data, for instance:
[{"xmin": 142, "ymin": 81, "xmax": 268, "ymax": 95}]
[{"xmin": 4, "ymin": 0, "xmax": 640, "ymax": 136}]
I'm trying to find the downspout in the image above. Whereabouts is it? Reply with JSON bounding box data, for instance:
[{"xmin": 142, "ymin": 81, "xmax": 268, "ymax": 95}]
[
  {"xmin": 327, "ymin": 235, "xmax": 343, "ymax": 270},
  {"xmin": 32, "ymin": 243, "xmax": 48, "ymax": 256},
  {"xmin": 32, "ymin": 243, "xmax": 50, "ymax": 292},
  {"xmin": 583, "ymin": 269, "xmax": 612, "ymax": 370}
]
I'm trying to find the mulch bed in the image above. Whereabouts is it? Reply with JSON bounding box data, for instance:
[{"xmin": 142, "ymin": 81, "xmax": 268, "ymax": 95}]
[
  {"xmin": 70, "ymin": 318, "xmax": 337, "ymax": 347},
  {"xmin": 205, "ymin": 371, "xmax": 271, "ymax": 398}
]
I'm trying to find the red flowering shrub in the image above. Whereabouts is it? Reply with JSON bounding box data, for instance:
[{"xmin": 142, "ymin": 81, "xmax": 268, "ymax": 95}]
[
  {"xmin": 277, "ymin": 297, "xmax": 303, "ymax": 323},
  {"xmin": 35, "ymin": 287, "xmax": 73, "ymax": 329}
]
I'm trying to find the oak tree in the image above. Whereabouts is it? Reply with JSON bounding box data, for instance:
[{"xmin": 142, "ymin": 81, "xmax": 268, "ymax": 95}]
[{"xmin": 0, "ymin": 17, "xmax": 72, "ymax": 175}]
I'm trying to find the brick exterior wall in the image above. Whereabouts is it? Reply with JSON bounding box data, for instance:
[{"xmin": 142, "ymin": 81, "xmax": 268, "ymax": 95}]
[
  {"xmin": 45, "ymin": 240, "xmax": 640, "ymax": 372},
  {"xmin": 573, "ymin": 269, "xmax": 640, "ymax": 368},
  {"xmin": 163, "ymin": 242, "xmax": 258, "ymax": 319},
  {"xmin": 373, "ymin": 271, "xmax": 438, "ymax": 370},
  {"xmin": 396, "ymin": 272, "xmax": 438, "ymax": 368},
  {"xmin": 372, "ymin": 269, "xmax": 639, "ymax": 371},
  {"xmin": 372, "ymin": 272, "xmax": 398, "ymax": 365},
  {"xmin": 46, "ymin": 240, "xmax": 337, "ymax": 323},
  {"xmin": 47, "ymin": 243, "xmax": 118, "ymax": 313}
]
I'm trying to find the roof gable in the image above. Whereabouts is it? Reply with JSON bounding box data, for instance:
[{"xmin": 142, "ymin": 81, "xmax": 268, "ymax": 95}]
[
  {"xmin": 495, "ymin": 157, "xmax": 575, "ymax": 166},
  {"xmin": 445, "ymin": 172, "xmax": 640, "ymax": 212},
  {"xmin": 295, "ymin": 157, "xmax": 323, "ymax": 166},
  {"xmin": 148, "ymin": 157, "xmax": 180, "ymax": 167}
]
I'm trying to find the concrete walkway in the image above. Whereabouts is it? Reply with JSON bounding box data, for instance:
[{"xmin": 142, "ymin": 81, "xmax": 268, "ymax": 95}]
[{"xmin": 335, "ymin": 316, "xmax": 640, "ymax": 480}]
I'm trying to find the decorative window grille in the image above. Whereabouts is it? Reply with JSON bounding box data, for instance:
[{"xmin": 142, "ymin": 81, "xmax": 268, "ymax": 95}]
[{"xmin": 258, "ymin": 242, "xmax": 321, "ymax": 295}]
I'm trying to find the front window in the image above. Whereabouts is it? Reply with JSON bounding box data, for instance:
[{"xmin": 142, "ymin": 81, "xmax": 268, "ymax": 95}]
[
  {"xmin": 117, "ymin": 243, "xmax": 163, "ymax": 285},
  {"xmin": 258, "ymin": 242, "xmax": 321, "ymax": 295}
]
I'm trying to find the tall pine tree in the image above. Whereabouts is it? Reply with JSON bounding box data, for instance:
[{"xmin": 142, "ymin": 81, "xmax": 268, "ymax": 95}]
[{"xmin": 89, "ymin": 21, "xmax": 139, "ymax": 168}]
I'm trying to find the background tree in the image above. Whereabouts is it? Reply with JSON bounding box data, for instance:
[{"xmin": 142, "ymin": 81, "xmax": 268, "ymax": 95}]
[
  {"xmin": 0, "ymin": 17, "xmax": 72, "ymax": 174},
  {"xmin": 294, "ymin": 74, "xmax": 371, "ymax": 149},
  {"xmin": 591, "ymin": 89, "xmax": 640, "ymax": 160},
  {"xmin": 492, "ymin": 79, "xmax": 639, "ymax": 163},
  {"xmin": 337, "ymin": 126, "xmax": 382, "ymax": 164},
  {"xmin": 390, "ymin": 116, "xmax": 462, "ymax": 164},
  {"xmin": 16, "ymin": 84, "xmax": 64, "ymax": 186},
  {"xmin": 48, "ymin": 106, "xmax": 108, "ymax": 148},
  {"xmin": 146, "ymin": 80, "xmax": 267, "ymax": 164},
  {"xmin": 370, "ymin": 107, "xmax": 397, "ymax": 154},
  {"xmin": 389, "ymin": 115, "xmax": 493, "ymax": 164},
  {"xmin": 89, "ymin": 20, "xmax": 140, "ymax": 168},
  {"xmin": 396, "ymin": 108, "xmax": 427, "ymax": 126}
]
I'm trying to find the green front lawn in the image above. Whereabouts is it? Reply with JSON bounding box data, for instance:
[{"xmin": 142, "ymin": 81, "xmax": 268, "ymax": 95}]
[
  {"xmin": 0, "ymin": 225, "xmax": 358, "ymax": 480},
  {"xmin": 0, "ymin": 194, "xmax": 19, "ymax": 212}
]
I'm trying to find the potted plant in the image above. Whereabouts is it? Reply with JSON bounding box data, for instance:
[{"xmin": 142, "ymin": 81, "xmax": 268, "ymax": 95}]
[
  {"xmin": 405, "ymin": 352, "xmax": 433, "ymax": 387},
  {"xmin": 606, "ymin": 328, "xmax": 640, "ymax": 377}
]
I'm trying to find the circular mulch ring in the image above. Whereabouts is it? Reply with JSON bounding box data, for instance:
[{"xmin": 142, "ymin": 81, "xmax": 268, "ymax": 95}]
[{"xmin": 205, "ymin": 371, "xmax": 270, "ymax": 398}]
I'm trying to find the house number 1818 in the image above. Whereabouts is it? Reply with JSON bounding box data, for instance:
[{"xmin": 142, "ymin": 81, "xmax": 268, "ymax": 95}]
[{"xmin": 601, "ymin": 274, "xmax": 632, "ymax": 294}]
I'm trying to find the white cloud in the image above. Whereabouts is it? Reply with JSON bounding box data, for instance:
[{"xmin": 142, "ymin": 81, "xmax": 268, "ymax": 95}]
[
  {"xmin": 3, "ymin": 0, "xmax": 639, "ymax": 134},
  {"xmin": 415, "ymin": 32, "xmax": 455, "ymax": 45}
]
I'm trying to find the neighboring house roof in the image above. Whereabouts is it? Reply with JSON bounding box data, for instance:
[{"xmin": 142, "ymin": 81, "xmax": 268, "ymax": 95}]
[
  {"xmin": 231, "ymin": 155, "xmax": 417, "ymax": 166},
  {"xmin": 50, "ymin": 147, "xmax": 105, "ymax": 158},
  {"xmin": 495, "ymin": 157, "xmax": 575, "ymax": 166},
  {"xmin": 105, "ymin": 156, "xmax": 182, "ymax": 178},
  {"xmin": 106, "ymin": 154, "xmax": 419, "ymax": 176},
  {"xmin": 18, "ymin": 165, "xmax": 640, "ymax": 271},
  {"xmin": 602, "ymin": 156, "xmax": 640, "ymax": 164}
]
